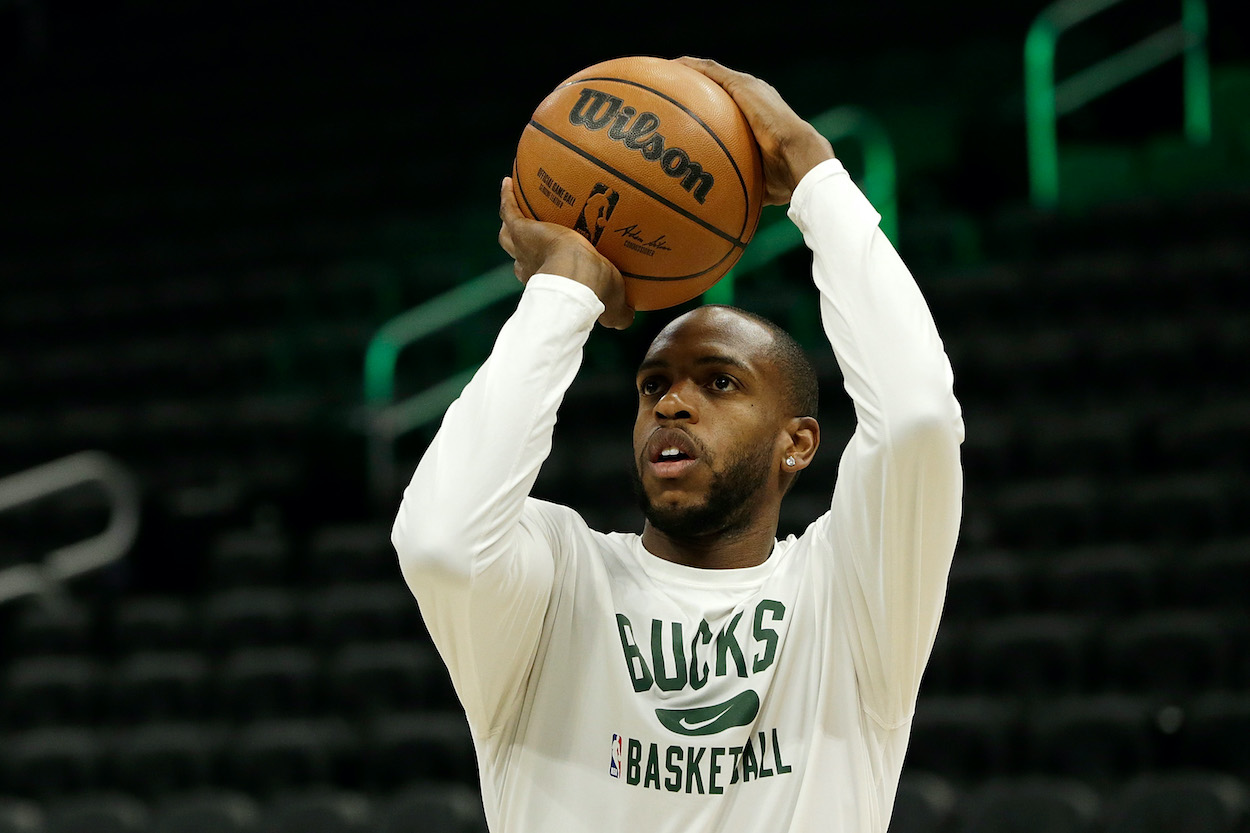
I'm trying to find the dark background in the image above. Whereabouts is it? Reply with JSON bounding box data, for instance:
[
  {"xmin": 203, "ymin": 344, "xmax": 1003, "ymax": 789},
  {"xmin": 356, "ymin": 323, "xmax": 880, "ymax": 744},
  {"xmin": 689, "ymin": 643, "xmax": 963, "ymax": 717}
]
[{"xmin": 1, "ymin": 0, "xmax": 1249, "ymax": 830}]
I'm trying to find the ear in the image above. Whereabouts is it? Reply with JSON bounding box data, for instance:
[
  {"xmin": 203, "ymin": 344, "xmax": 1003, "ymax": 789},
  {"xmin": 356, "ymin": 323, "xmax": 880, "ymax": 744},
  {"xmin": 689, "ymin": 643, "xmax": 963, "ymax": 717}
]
[{"xmin": 781, "ymin": 416, "xmax": 820, "ymax": 472}]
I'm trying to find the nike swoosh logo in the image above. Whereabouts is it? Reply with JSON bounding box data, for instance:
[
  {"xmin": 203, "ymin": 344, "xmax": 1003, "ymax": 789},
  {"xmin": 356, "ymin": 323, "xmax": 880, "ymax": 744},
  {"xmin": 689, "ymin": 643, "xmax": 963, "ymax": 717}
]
[
  {"xmin": 677, "ymin": 703, "xmax": 736, "ymax": 731},
  {"xmin": 655, "ymin": 689, "xmax": 760, "ymax": 737}
]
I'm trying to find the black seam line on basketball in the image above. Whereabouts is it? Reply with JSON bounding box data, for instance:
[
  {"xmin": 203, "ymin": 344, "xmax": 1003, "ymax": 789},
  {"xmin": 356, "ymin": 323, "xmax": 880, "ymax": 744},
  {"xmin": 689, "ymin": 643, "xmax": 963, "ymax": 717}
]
[
  {"xmin": 620, "ymin": 247, "xmax": 743, "ymax": 282},
  {"xmin": 516, "ymin": 154, "xmax": 734, "ymax": 283},
  {"xmin": 512, "ymin": 158, "xmax": 545, "ymax": 227},
  {"xmin": 527, "ymin": 119, "xmax": 745, "ymax": 249},
  {"xmin": 516, "ymin": 152, "xmax": 741, "ymax": 283},
  {"xmin": 565, "ymin": 74, "xmax": 754, "ymax": 240}
]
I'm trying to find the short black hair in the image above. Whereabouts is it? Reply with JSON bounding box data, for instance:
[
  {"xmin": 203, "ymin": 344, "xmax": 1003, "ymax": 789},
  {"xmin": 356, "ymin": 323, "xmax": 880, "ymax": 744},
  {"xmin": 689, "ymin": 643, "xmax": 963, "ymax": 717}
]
[{"xmin": 710, "ymin": 305, "xmax": 819, "ymax": 419}]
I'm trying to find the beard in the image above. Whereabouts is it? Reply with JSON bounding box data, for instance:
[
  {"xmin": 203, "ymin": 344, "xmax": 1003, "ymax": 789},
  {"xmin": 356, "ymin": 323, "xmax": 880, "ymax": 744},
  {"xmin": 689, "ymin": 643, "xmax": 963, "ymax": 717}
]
[{"xmin": 630, "ymin": 439, "xmax": 774, "ymax": 540}]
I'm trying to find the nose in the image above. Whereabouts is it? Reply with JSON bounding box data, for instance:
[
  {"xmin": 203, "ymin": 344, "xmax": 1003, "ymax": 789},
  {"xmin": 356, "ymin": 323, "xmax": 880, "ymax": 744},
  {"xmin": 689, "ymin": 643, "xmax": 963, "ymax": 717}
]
[{"xmin": 655, "ymin": 380, "xmax": 699, "ymax": 423}]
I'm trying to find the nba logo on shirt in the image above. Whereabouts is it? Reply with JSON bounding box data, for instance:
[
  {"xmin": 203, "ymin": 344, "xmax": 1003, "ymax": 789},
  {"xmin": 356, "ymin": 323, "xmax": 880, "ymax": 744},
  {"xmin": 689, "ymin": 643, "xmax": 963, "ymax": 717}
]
[{"xmin": 610, "ymin": 733, "xmax": 623, "ymax": 778}]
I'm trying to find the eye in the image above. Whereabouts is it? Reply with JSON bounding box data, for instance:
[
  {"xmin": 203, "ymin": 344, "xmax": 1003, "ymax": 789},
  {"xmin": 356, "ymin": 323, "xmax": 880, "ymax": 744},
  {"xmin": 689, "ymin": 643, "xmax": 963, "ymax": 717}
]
[
  {"xmin": 710, "ymin": 374, "xmax": 737, "ymax": 392},
  {"xmin": 639, "ymin": 376, "xmax": 665, "ymax": 397}
]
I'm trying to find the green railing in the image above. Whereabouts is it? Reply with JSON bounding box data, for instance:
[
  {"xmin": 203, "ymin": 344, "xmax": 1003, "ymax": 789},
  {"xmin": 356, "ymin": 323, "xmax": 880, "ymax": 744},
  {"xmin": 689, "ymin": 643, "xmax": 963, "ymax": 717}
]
[
  {"xmin": 1024, "ymin": 0, "xmax": 1211, "ymax": 210},
  {"xmin": 363, "ymin": 105, "xmax": 895, "ymax": 503}
]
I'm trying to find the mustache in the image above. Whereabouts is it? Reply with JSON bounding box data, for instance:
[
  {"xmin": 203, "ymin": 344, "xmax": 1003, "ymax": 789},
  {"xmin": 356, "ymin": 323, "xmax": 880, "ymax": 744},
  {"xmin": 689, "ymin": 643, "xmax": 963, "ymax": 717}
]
[{"xmin": 638, "ymin": 426, "xmax": 711, "ymax": 468}]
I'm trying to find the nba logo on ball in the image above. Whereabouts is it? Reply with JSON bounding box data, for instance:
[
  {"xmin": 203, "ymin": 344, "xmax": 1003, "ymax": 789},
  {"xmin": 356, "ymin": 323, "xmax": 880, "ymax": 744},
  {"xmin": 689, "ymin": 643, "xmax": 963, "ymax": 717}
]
[
  {"xmin": 575, "ymin": 183, "xmax": 619, "ymax": 245},
  {"xmin": 610, "ymin": 733, "xmax": 624, "ymax": 778}
]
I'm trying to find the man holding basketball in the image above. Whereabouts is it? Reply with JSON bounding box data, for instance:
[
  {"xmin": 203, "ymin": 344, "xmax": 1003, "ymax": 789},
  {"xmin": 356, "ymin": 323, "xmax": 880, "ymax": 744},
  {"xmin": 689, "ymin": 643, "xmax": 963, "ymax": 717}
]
[{"xmin": 393, "ymin": 56, "xmax": 963, "ymax": 833}]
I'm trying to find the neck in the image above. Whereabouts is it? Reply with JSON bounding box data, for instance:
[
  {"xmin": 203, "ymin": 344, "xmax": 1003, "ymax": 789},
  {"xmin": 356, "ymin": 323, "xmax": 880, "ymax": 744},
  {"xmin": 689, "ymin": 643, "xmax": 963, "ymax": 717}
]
[{"xmin": 640, "ymin": 517, "xmax": 778, "ymax": 569}]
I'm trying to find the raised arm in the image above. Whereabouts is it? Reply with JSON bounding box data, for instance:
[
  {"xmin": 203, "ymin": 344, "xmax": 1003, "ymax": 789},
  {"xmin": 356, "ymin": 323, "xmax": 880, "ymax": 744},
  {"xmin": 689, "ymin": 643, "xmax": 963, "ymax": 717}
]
[
  {"xmin": 391, "ymin": 179, "xmax": 630, "ymax": 732},
  {"xmin": 680, "ymin": 57, "xmax": 964, "ymax": 726},
  {"xmin": 795, "ymin": 158, "xmax": 963, "ymax": 728}
]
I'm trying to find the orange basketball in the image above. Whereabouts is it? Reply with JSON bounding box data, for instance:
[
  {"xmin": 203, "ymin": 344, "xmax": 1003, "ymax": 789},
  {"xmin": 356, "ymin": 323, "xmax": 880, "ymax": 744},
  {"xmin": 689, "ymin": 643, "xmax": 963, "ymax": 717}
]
[{"xmin": 513, "ymin": 56, "xmax": 765, "ymax": 311}]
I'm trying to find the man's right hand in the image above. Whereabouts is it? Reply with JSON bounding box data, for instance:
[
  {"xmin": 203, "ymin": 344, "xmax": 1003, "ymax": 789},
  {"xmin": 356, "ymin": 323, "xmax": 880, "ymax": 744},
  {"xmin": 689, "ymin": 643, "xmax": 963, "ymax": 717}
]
[
  {"xmin": 499, "ymin": 177, "xmax": 634, "ymax": 330},
  {"xmin": 675, "ymin": 57, "xmax": 835, "ymax": 207}
]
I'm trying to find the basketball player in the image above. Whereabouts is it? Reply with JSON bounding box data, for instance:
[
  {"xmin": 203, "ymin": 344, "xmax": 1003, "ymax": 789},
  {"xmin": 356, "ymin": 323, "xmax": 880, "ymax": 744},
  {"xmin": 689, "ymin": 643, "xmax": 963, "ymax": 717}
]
[{"xmin": 393, "ymin": 57, "xmax": 964, "ymax": 832}]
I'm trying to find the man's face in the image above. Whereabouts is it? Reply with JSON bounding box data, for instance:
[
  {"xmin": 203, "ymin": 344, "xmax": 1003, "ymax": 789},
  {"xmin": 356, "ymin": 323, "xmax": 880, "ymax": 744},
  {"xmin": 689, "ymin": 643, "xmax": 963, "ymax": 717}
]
[{"xmin": 631, "ymin": 307, "xmax": 789, "ymax": 538}]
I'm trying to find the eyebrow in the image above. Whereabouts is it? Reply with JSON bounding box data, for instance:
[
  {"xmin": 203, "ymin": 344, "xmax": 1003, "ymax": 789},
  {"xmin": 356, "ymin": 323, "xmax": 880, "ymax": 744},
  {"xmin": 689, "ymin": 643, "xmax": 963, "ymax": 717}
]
[{"xmin": 636, "ymin": 354, "xmax": 752, "ymax": 374}]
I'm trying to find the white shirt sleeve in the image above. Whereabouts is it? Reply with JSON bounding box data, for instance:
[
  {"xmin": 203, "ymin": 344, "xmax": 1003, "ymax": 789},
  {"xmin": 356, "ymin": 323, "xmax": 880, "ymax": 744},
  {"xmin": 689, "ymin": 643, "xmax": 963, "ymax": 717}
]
[
  {"xmin": 391, "ymin": 274, "xmax": 605, "ymax": 735},
  {"xmin": 789, "ymin": 159, "xmax": 964, "ymax": 729}
]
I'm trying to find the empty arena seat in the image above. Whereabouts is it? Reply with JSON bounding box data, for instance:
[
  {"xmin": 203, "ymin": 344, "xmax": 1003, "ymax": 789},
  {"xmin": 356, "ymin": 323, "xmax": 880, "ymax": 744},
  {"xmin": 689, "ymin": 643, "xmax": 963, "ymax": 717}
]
[
  {"xmin": 952, "ymin": 776, "xmax": 1102, "ymax": 833},
  {"xmin": 1027, "ymin": 406, "xmax": 1140, "ymax": 478},
  {"xmin": 324, "ymin": 640, "xmax": 451, "ymax": 716},
  {"xmin": 258, "ymin": 789, "xmax": 373, "ymax": 833},
  {"xmin": 5, "ymin": 597, "xmax": 94, "ymax": 657},
  {"xmin": 1107, "ymin": 473, "xmax": 1234, "ymax": 544},
  {"xmin": 988, "ymin": 478, "xmax": 1101, "ymax": 550},
  {"xmin": 41, "ymin": 792, "xmax": 149, "ymax": 833},
  {"xmin": 376, "ymin": 782, "xmax": 487, "ymax": 833},
  {"xmin": 150, "ymin": 790, "xmax": 262, "ymax": 833},
  {"xmin": 39, "ymin": 790, "xmax": 147, "ymax": 830},
  {"xmin": 889, "ymin": 771, "xmax": 959, "ymax": 833},
  {"xmin": 904, "ymin": 697, "xmax": 1021, "ymax": 782},
  {"xmin": 1, "ymin": 727, "xmax": 106, "ymax": 799},
  {"xmin": 1022, "ymin": 695, "xmax": 1160, "ymax": 782},
  {"xmin": 1100, "ymin": 611, "xmax": 1238, "ymax": 697},
  {"xmin": 1176, "ymin": 692, "xmax": 1250, "ymax": 777},
  {"xmin": 1155, "ymin": 397, "xmax": 1250, "ymax": 471},
  {"xmin": 205, "ymin": 528, "xmax": 292, "ymax": 589},
  {"xmin": 222, "ymin": 717, "xmax": 360, "ymax": 796},
  {"xmin": 198, "ymin": 587, "xmax": 303, "ymax": 654},
  {"xmin": 106, "ymin": 594, "xmax": 197, "ymax": 655},
  {"xmin": 1168, "ymin": 537, "xmax": 1250, "ymax": 612},
  {"xmin": 305, "ymin": 522, "xmax": 396, "ymax": 584},
  {"xmin": 1104, "ymin": 772, "xmax": 1250, "ymax": 833},
  {"xmin": 302, "ymin": 582, "xmax": 424, "ymax": 647},
  {"xmin": 214, "ymin": 646, "xmax": 322, "ymax": 721},
  {"xmin": 941, "ymin": 551, "xmax": 1030, "ymax": 622},
  {"xmin": 361, "ymin": 711, "xmax": 478, "ymax": 791},
  {"xmin": 1035, "ymin": 543, "xmax": 1161, "ymax": 615},
  {"xmin": 106, "ymin": 650, "xmax": 213, "ymax": 725},
  {"xmin": 964, "ymin": 614, "xmax": 1100, "ymax": 697},
  {"xmin": 108, "ymin": 721, "xmax": 224, "ymax": 800},
  {"xmin": 1087, "ymin": 318, "xmax": 1201, "ymax": 391},
  {"xmin": 957, "ymin": 327, "xmax": 1084, "ymax": 400},
  {"xmin": 1, "ymin": 655, "xmax": 105, "ymax": 728},
  {"xmin": 0, "ymin": 798, "xmax": 42, "ymax": 833}
]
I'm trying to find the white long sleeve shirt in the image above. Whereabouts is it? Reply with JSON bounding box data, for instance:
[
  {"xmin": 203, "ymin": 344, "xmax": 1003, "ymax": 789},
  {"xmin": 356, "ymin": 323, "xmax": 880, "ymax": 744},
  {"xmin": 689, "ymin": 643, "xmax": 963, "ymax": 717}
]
[{"xmin": 392, "ymin": 158, "xmax": 964, "ymax": 833}]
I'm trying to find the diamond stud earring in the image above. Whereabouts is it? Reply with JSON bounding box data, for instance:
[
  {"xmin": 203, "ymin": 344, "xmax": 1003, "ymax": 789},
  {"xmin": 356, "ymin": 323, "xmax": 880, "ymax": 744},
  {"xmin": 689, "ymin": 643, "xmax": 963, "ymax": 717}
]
[{"xmin": 785, "ymin": 456, "xmax": 796, "ymax": 467}]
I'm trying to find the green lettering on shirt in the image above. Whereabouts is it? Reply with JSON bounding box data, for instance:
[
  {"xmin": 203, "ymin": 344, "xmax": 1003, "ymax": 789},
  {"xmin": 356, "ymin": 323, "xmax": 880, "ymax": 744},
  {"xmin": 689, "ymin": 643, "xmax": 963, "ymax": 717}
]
[
  {"xmin": 616, "ymin": 614, "xmax": 653, "ymax": 693},
  {"xmin": 651, "ymin": 619, "xmax": 687, "ymax": 692},
  {"xmin": 715, "ymin": 611, "xmax": 746, "ymax": 678},
  {"xmin": 689, "ymin": 619, "xmax": 713, "ymax": 690},
  {"xmin": 643, "ymin": 742, "xmax": 661, "ymax": 790},
  {"xmin": 664, "ymin": 745, "xmax": 683, "ymax": 792},
  {"xmin": 752, "ymin": 600, "xmax": 786, "ymax": 673}
]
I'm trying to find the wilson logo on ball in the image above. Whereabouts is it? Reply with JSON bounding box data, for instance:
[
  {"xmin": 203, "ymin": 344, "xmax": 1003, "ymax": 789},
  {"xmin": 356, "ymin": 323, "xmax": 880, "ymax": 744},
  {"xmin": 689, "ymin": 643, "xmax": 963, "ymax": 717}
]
[{"xmin": 568, "ymin": 88, "xmax": 715, "ymax": 204}]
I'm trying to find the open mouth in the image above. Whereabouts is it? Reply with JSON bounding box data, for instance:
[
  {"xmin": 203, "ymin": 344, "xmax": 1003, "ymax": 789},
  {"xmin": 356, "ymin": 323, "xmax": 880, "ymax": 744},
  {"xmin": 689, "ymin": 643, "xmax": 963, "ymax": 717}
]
[{"xmin": 645, "ymin": 430, "xmax": 700, "ymax": 478}]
